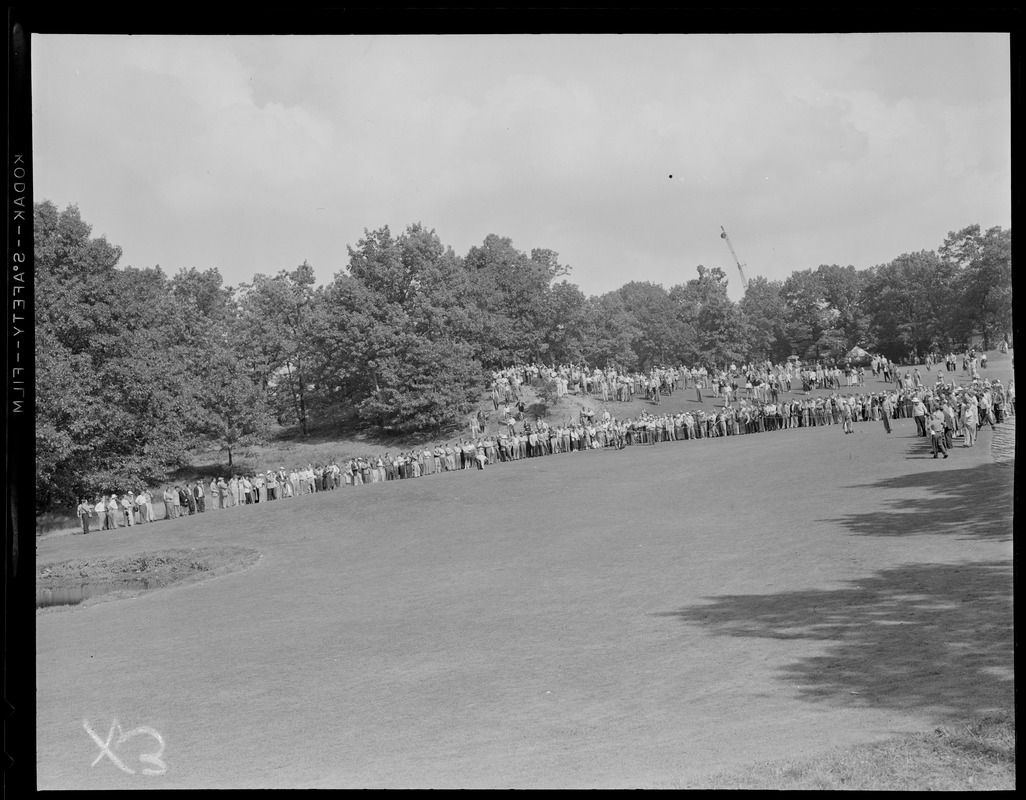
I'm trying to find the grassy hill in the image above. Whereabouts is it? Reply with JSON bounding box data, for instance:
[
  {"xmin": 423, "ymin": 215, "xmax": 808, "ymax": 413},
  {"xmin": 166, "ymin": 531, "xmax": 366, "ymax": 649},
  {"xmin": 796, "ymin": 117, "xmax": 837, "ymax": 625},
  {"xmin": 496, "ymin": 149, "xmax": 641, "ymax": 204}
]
[
  {"xmin": 35, "ymin": 350, "xmax": 1014, "ymax": 788},
  {"xmin": 182, "ymin": 347, "xmax": 1019, "ymax": 478},
  {"xmin": 38, "ymin": 350, "xmax": 1015, "ymax": 536}
]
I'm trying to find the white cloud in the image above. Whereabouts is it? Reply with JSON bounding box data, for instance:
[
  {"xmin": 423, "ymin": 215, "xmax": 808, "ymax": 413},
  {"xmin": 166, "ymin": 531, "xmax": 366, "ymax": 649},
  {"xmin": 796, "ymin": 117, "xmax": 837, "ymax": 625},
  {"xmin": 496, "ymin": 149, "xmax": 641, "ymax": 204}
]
[{"xmin": 31, "ymin": 33, "xmax": 1011, "ymax": 299}]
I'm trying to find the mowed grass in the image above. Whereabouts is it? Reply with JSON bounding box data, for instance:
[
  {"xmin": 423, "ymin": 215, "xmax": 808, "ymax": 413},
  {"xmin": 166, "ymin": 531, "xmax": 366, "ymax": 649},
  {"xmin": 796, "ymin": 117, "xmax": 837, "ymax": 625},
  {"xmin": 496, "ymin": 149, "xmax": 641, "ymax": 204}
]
[
  {"xmin": 35, "ymin": 356, "xmax": 1015, "ymax": 789},
  {"xmin": 687, "ymin": 712, "xmax": 1015, "ymax": 790}
]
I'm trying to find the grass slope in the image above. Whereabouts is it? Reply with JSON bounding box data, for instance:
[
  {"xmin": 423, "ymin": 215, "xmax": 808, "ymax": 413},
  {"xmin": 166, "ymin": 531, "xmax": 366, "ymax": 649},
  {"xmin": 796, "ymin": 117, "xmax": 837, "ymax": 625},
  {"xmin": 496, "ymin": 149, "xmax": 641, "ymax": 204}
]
[
  {"xmin": 34, "ymin": 354, "xmax": 1014, "ymax": 788},
  {"xmin": 688, "ymin": 713, "xmax": 1015, "ymax": 790}
]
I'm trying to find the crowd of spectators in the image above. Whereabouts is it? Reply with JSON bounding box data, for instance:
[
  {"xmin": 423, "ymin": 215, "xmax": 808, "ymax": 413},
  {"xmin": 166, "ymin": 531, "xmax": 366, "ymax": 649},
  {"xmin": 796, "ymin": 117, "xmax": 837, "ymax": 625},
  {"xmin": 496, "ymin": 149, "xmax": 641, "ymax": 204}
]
[{"xmin": 74, "ymin": 350, "xmax": 1014, "ymax": 534}]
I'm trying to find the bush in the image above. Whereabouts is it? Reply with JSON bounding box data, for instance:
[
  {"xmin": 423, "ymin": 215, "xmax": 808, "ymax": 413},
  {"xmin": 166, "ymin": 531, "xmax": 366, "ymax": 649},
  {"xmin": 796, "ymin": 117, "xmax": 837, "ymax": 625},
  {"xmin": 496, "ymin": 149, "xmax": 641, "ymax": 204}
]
[{"xmin": 532, "ymin": 379, "xmax": 563, "ymax": 417}]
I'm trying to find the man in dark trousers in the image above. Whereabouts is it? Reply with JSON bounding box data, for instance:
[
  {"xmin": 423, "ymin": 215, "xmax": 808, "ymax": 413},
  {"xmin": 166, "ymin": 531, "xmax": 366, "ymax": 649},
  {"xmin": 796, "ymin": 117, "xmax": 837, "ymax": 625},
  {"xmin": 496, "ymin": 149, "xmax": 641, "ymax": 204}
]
[
  {"xmin": 881, "ymin": 393, "xmax": 893, "ymax": 434},
  {"xmin": 912, "ymin": 395, "xmax": 928, "ymax": 437},
  {"xmin": 928, "ymin": 413, "xmax": 949, "ymax": 459},
  {"xmin": 77, "ymin": 498, "xmax": 93, "ymax": 534}
]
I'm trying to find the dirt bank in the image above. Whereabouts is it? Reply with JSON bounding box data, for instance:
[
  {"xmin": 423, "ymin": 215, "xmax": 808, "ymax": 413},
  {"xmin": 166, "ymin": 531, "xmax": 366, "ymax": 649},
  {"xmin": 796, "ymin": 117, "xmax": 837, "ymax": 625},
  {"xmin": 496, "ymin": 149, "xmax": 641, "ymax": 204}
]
[{"xmin": 36, "ymin": 546, "xmax": 262, "ymax": 613}]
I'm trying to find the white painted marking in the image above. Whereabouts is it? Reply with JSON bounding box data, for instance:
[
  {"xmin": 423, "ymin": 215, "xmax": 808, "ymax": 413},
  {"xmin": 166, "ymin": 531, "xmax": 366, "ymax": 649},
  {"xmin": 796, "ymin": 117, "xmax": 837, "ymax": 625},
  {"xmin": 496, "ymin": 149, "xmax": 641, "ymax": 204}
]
[{"xmin": 83, "ymin": 718, "xmax": 167, "ymax": 776}]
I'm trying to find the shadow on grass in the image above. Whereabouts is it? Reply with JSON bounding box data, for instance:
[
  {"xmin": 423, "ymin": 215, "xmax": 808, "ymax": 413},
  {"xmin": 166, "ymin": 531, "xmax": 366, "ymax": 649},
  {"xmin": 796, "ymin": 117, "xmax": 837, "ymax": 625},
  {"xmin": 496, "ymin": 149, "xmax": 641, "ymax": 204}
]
[
  {"xmin": 662, "ymin": 560, "xmax": 1013, "ymax": 721},
  {"xmin": 272, "ymin": 419, "xmax": 467, "ymax": 449},
  {"xmin": 825, "ymin": 461, "xmax": 1013, "ymax": 541},
  {"xmin": 902, "ymin": 431, "xmax": 940, "ymax": 460}
]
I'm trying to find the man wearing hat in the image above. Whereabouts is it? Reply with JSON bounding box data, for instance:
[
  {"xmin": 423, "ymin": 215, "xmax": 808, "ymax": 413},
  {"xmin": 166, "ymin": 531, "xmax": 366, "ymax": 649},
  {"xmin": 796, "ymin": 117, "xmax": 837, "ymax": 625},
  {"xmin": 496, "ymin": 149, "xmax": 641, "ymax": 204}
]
[
  {"xmin": 928, "ymin": 411, "xmax": 949, "ymax": 458},
  {"xmin": 121, "ymin": 492, "xmax": 135, "ymax": 526},
  {"xmin": 881, "ymin": 392, "xmax": 894, "ymax": 434},
  {"xmin": 142, "ymin": 488, "xmax": 154, "ymax": 523},
  {"xmin": 941, "ymin": 398, "xmax": 957, "ymax": 450},
  {"xmin": 911, "ymin": 394, "xmax": 928, "ymax": 437},
  {"xmin": 106, "ymin": 494, "xmax": 120, "ymax": 529},
  {"xmin": 961, "ymin": 397, "xmax": 979, "ymax": 447},
  {"xmin": 77, "ymin": 498, "xmax": 93, "ymax": 534},
  {"xmin": 979, "ymin": 386, "xmax": 996, "ymax": 430}
]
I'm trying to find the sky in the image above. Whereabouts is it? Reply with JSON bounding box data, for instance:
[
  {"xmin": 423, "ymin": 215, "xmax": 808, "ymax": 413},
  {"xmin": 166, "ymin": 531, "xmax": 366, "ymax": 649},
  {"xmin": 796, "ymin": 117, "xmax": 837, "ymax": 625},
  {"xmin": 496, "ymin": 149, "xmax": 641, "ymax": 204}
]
[{"xmin": 31, "ymin": 33, "xmax": 1011, "ymax": 301}]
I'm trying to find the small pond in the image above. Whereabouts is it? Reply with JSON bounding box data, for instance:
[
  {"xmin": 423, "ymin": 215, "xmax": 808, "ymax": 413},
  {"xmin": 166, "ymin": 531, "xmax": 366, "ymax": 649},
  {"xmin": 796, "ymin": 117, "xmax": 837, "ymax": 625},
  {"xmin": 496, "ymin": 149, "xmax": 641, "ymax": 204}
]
[{"xmin": 36, "ymin": 579, "xmax": 163, "ymax": 608}]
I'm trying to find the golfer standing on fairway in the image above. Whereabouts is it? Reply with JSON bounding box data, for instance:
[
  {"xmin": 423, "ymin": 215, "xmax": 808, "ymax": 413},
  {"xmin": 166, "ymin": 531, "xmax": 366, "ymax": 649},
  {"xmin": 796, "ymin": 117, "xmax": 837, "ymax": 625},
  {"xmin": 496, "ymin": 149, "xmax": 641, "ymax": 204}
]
[
  {"xmin": 912, "ymin": 394, "xmax": 928, "ymax": 436},
  {"xmin": 929, "ymin": 413, "xmax": 949, "ymax": 458}
]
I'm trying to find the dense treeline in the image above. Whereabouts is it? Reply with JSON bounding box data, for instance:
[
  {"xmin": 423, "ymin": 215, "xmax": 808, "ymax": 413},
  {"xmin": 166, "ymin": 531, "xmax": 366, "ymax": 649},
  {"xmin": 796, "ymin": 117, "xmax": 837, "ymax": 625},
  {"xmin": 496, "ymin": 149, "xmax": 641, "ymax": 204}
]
[{"xmin": 35, "ymin": 200, "xmax": 1012, "ymax": 511}]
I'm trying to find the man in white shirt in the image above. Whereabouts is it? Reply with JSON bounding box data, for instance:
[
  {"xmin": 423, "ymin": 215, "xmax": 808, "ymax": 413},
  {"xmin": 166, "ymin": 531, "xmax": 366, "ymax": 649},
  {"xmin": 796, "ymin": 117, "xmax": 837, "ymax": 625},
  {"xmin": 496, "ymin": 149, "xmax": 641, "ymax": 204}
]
[
  {"xmin": 136, "ymin": 490, "xmax": 149, "ymax": 524},
  {"xmin": 77, "ymin": 498, "xmax": 93, "ymax": 534},
  {"xmin": 928, "ymin": 412, "xmax": 949, "ymax": 458},
  {"xmin": 106, "ymin": 495, "xmax": 120, "ymax": 529},
  {"xmin": 979, "ymin": 389, "xmax": 996, "ymax": 430},
  {"xmin": 912, "ymin": 395, "xmax": 928, "ymax": 437},
  {"xmin": 881, "ymin": 393, "xmax": 893, "ymax": 434},
  {"xmin": 962, "ymin": 398, "xmax": 979, "ymax": 446},
  {"xmin": 121, "ymin": 493, "xmax": 135, "ymax": 526},
  {"xmin": 95, "ymin": 497, "xmax": 107, "ymax": 527}
]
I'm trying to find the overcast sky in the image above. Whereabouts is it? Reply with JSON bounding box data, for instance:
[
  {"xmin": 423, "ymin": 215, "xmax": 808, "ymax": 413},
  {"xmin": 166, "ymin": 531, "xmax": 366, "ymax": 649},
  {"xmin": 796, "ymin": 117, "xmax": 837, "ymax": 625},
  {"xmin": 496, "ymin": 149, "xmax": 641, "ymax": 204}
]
[{"xmin": 31, "ymin": 33, "xmax": 1011, "ymax": 300}]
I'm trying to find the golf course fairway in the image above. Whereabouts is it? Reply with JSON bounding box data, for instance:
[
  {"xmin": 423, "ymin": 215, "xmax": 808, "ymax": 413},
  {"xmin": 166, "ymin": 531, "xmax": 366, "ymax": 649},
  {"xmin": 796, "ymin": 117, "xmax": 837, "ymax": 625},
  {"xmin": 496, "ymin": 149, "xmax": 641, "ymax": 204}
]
[{"xmin": 36, "ymin": 407, "xmax": 1014, "ymax": 788}]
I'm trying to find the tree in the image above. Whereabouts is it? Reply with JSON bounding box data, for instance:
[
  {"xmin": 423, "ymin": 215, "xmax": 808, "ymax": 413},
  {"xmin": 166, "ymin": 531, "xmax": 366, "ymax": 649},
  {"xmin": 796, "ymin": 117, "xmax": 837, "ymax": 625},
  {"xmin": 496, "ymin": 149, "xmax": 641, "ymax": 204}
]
[
  {"xmin": 324, "ymin": 224, "xmax": 484, "ymax": 434},
  {"xmin": 671, "ymin": 265, "xmax": 746, "ymax": 366},
  {"xmin": 616, "ymin": 281, "xmax": 687, "ymax": 370},
  {"xmin": 35, "ymin": 201, "xmax": 213, "ymax": 510},
  {"xmin": 739, "ymin": 276, "xmax": 790, "ymax": 362},
  {"xmin": 938, "ymin": 224, "xmax": 985, "ymax": 270},
  {"xmin": 463, "ymin": 235, "xmax": 569, "ymax": 366},
  {"xmin": 863, "ymin": 251, "xmax": 952, "ymax": 361},
  {"xmin": 199, "ymin": 352, "xmax": 272, "ymax": 469},
  {"xmin": 236, "ymin": 262, "xmax": 323, "ymax": 435},
  {"xmin": 815, "ymin": 264, "xmax": 873, "ymax": 351},
  {"xmin": 579, "ymin": 291, "xmax": 641, "ymax": 370},
  {"xmin": 171, "ymin": 266, "xmax": 235, "ymax": 326},
  {"xmin": 940, "ymin": 225, "xmax": 1012, "ymax": 349},
  {"xmin": 814, "ymin": 328, "xmax": 850, "ymax": 362},
  {"xmin": 358, "ymin": 337, "xmax": 482, "ymax": 433},
  {"xmin": 538, "ymin": 280, "xmax": 589, "ymax": 365},
  {"xmin": 780, "ymin": 269, "xmax": 830, "ymax": 360}
]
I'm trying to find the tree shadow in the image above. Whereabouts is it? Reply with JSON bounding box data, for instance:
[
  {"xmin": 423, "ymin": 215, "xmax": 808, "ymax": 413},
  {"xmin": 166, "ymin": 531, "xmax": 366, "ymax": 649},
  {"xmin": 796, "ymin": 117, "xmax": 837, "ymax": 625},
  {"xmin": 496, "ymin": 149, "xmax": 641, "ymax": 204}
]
[
  {"xmin": 271, "ymin": 415, "xmax": 466, "ymax": 449},
  {"xmin": 823, "ymin": 462, "xmax": 1014, "ymax": 541},
  {"xmin": 171, "ymin": 463, "xmax": 230, "ymax": 482},
  {"xmin": 661, "ymin": 560, "xmax": 1013, "ymax": 721}
]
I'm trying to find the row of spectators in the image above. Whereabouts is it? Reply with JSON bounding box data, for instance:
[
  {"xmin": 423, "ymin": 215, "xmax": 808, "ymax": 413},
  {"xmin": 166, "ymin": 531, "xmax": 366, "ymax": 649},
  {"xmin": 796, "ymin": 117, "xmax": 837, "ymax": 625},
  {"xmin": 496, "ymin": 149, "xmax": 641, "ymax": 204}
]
[
  {"xmin": 74, "ymin": 358, "xmax": 1012, "ymax": 535},
  {"xmin": 492, "ymin": 349, "xmax": 992, "ymax": 407}
]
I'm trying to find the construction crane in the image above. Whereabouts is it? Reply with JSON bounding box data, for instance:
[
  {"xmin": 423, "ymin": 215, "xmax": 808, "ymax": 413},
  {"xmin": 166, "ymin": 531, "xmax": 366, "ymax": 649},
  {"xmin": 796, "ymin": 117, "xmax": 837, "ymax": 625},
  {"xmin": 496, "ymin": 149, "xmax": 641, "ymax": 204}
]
[{"xmin": 719, "ymin": 225, "xmax": 749, "ymax": 290}]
